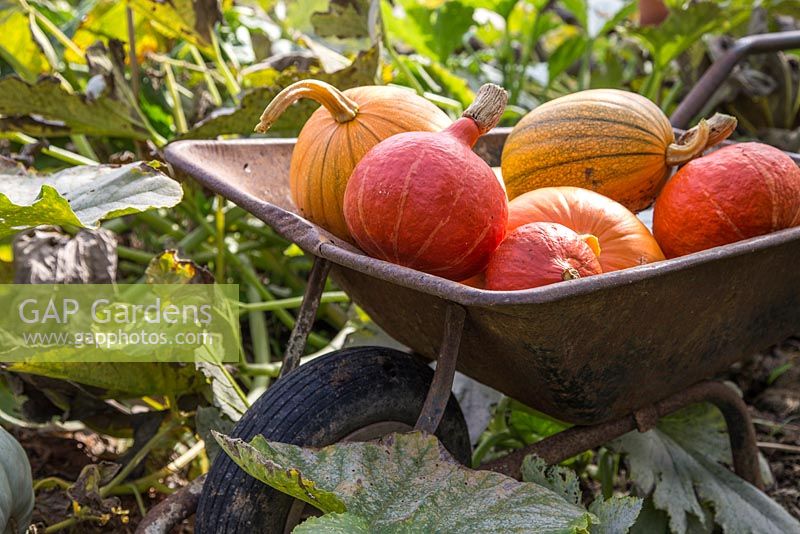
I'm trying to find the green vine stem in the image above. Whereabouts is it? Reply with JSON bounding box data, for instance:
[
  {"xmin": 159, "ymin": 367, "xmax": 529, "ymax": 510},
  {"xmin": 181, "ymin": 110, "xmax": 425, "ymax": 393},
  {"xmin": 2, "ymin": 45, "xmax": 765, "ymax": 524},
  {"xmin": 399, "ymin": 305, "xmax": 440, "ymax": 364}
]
[
  {"xmin": 8, "ymin": 132, "xmax": 97, "ymax": 165},
  {"xmin": 238, "ymin": 291, "xmax": 349, "ymax": 314},
  {"xmin": 189, "ymin": 45, "xmax": 223, "ymax": 107},
  {"xmin": 99, "ymin": 418, "xmax": 183, "ymax": 498},
  {"xmin": 210, "ymin": 29, "xmax": 241, "ymax": 101}
]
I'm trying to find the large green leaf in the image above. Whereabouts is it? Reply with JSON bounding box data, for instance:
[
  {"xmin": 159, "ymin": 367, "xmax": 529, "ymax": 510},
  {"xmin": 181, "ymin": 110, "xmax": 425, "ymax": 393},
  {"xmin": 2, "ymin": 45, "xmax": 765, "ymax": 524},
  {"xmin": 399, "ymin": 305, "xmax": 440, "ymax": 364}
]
[
  {"xmin": 628, "ymin": 2, "xmax": 726, "ymax": 68},
  {"xmin": 0, "ymin": 9, "xmax": 50, "ymax": 83},
  {"xmin": 129, "ymin": 0, "xmax": 220, "ymax": 49},
  {"xmin": 0, "ymin": 76, "xmax": 150, "ymax": 139},
  {"xmin": 6, "ymin": 361, "xmax": 203, "ymax": 397},
  {"xmin": 0, "ymin": 160, "xmax": 182, "ymax": 238},
  {"xmin": 216, "ymin": 431, "xmax": 596, "ymax": 532},
  {"xmin": 382, "ymin": 0, "xmax": 474, "ymax": 62},
  {"xmin": 181, "ymin": 45, "xmax": 378, "ymax": 139},
  {"xmin": 611, "ymin": 403, "xmax": 799, "ymax": 534}
]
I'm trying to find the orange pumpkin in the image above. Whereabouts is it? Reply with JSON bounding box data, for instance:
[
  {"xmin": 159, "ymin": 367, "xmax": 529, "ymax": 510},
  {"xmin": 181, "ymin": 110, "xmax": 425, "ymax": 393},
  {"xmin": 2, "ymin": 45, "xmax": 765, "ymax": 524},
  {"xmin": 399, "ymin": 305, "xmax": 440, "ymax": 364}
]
[
  {"xmin": 343, "ymin": 84, "xmax": 509, "ymax": 281},
  {"xmin": 653, "ymin": 142, "xmax": 800, "ymax": 258},
  {"xmin": 255, "ymin": 80, "xmax": 451, "ymax": 241},
  {"xmin": 508, "ymin": 186, "xmax": 665, "ymax": 271},
  {"xmin": 485, "ymin": 222, "xmax": 602, "ymax": 291},
  {"xmin": 500, "ymin": 89, "xmax": 737, "ymax": 211}
]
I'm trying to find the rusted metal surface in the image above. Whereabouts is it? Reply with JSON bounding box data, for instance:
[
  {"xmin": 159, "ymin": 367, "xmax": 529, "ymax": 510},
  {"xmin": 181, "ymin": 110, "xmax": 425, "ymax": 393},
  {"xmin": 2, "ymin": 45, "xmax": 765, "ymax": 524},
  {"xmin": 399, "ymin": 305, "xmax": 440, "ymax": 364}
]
[
  {"xmin": 672, "ymin": 30, "xmax": 800, "ymax": 128},
  {"xmin": 415, "ymin": 304, "xmax": 466, "ymax": 433},
  {"xmin": 166, "ymin": 132, "xmax": 800, "ymax": 425},
  {"xmin": 481, "ymin": 381, "xmax": 764, "ymax": 489},
  {"xmin": 279, "ymin": 256, "xmax": 332, "ymax": 378}
]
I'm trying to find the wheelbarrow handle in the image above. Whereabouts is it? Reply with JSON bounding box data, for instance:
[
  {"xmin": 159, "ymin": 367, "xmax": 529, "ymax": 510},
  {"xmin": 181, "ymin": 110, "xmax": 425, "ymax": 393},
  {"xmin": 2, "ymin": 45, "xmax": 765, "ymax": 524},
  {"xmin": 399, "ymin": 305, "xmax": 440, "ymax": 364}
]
[{"xmin": 670, "ymin": 30, "xmax": 800, "ymax": 129}]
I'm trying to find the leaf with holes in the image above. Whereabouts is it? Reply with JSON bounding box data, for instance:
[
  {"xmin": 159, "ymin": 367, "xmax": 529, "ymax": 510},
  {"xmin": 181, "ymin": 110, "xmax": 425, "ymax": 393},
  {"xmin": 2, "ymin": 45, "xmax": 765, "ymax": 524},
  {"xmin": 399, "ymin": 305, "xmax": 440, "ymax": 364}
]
[
  {"xmin": 0, "ymin": 159, "xmax": 182, "ymax": 238},
  {"xmin": 216, "ymin": 431, "xmax": 596, "ymax": 532}
]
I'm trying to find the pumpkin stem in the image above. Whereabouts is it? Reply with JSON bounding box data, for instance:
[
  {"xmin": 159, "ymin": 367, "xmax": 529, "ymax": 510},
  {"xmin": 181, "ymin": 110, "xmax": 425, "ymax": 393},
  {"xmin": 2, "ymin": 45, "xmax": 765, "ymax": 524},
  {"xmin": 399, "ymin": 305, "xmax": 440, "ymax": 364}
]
[
  {"xmin": 665, "ymin": 118, "xmax": 710, "ymax": 166},
  {"xmin": 463, "ymin": 83, "xmax": 508, "ymax": 135},
  {"xmin": 562, "ymin": 267, "xmax": 581, "ymax": 281},
  {"xmin": 579, "ymin": 234, "xmax": 601, "ymax": 259},
  {"xmin": 677, "ymin": 113, "xmax": 738, "ymax": 151},
  {"xmin": 254, "ymin": 80, "xmax": 359, "ymax": 133}
]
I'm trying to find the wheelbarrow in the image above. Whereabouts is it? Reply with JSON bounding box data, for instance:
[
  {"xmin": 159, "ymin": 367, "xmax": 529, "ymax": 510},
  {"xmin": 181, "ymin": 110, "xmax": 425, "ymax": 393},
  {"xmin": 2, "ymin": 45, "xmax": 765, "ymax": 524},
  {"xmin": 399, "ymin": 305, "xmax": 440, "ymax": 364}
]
[{"xmin": 149, "ymin": 30, "xmax": 800, "ymax": 534}]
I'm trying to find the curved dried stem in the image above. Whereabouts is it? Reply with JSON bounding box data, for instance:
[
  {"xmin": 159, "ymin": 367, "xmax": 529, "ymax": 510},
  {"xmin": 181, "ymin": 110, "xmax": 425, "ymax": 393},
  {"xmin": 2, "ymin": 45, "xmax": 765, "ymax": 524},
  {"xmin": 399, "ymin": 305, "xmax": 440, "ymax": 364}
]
[
  {"xmin": 678, "ymin": 113, "xmax": 738, "ymax": 151},
  {"xmin": 254, "ymin": 80, "xmax": 359, "ymax": 133},
  {"xmin": 666, "ymin": 119, "xmax": 710, "ymax": 166},
  {"xmin": 463, "ymin": 83, "xmax": 508, "ymax": 134}
]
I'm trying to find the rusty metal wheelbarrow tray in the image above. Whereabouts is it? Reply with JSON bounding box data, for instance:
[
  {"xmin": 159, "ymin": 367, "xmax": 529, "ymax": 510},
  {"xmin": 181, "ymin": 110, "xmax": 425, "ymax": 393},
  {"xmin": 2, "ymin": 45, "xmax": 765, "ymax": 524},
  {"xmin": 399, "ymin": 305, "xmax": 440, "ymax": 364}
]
[{"xmin": 166, "ymin": 130, "xmax": 800, "ymax": 427}]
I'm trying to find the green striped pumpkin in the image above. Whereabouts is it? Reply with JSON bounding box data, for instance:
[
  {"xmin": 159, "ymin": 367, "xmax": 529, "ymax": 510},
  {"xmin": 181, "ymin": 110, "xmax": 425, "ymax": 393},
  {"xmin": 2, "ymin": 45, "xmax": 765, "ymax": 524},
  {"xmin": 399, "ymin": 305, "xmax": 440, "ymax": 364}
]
[{"xmin": 501, "ymin": 89, "xmax": 712, "ymax": 212}]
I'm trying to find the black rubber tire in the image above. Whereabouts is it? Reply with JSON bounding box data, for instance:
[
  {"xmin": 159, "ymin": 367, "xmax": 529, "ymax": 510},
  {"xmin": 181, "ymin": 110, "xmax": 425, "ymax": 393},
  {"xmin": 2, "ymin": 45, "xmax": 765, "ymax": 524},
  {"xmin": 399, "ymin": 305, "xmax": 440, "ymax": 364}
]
[{"xmin": 196, "ymin": 346, "xmax": 471, "ymax": 533}]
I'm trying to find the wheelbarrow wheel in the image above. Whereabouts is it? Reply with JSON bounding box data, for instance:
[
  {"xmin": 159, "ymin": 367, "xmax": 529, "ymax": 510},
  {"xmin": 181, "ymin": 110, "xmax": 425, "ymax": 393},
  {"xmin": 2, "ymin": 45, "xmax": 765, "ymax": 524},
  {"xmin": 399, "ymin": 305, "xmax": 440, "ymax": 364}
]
[{"xmin": 196, "ymin": 346, "xmax": 471, "ymax": 534}]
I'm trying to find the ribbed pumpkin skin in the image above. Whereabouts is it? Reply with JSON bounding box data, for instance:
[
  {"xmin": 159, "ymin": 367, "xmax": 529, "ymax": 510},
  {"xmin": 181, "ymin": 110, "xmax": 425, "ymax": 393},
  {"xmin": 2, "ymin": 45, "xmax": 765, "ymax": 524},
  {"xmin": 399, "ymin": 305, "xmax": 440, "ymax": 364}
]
[
  {"xmin": 501, "ymin": 89, "xmax": 674, "ymax": 212},
  {"xmin": 485, "ymin": 222, "xmax": 602, "ymax": 291},
  {"xmin": 291, "ymin": 86, "xmax": 450, "ymax": 241},
  {"xmin": 508, "ymin": 186, "xmax": 665, "ymax": 271},
  {"xmin": 653, "ymin": 143, "xmax": 800, "ymax": 258}
]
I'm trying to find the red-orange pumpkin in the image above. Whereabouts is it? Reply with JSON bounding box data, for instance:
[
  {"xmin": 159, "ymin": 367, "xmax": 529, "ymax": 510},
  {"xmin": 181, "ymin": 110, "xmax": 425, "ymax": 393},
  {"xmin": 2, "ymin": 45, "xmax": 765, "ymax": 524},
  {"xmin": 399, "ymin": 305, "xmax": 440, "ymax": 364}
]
[
  {"xmin": 343, "ymin": 84, "xmax": 509, "ymax": 281},
  {"xmin": 255, "ymin": 80, "xmax": 451, "ymax": 241},
  {"xmin": 508, "ymin": 186, "xmax": 665, "ymax": 271},
  {"xmin": 653, "ymin": 142, "xmax": 800, "ymax": 257},
  {"xmin": 485, "ymin": 222, "xmax": 602, "ymax": 291}
]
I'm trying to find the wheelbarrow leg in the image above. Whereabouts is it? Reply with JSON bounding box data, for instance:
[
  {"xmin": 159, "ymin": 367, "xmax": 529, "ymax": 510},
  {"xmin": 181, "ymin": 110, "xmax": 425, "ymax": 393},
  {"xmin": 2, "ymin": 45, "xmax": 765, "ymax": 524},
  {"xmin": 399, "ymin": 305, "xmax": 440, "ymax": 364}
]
[
  {"xmin": 279, "ymin": 257, "xmax": 332, "ymax": 378},
  {"xmin": 659, "ymin": 381, "xmax": 765, "ymax": 489},
  {"xmin": 481, "ymin": 380, "xmax": 765, "ymax": 489},
  {"xmin": 415, "ymin": 303, "xmax": 466, "ymax": 434}
]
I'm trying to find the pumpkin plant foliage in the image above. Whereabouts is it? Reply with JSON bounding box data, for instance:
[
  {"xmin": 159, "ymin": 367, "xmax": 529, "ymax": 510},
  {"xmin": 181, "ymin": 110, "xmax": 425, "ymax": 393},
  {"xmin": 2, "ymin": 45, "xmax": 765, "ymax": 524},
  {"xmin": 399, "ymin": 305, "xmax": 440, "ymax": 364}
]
[
  {"xmin": 215, "ymin": 430, "xmax": 599, "ymax": 533},
  {"xmin": 0, "ymin": 159, "xmax": 182, "ymax": 239},
  {"xmin": 522, "ymin": 456, "xmax": 643, "ymax": 534},
  {"xmin": 611, "ymin": 402, "xmax": 799, "ymax": 534}
]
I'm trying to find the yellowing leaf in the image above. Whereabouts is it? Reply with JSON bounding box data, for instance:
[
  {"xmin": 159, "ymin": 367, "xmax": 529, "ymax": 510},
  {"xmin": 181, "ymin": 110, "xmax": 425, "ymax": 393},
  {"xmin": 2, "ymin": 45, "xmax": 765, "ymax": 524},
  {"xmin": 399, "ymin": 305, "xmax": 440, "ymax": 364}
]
[
  {"xmin": 0, "ymin": 9, "xmax": 50, "ymax": 82},
  {"xmin": 129, "ymin": 0, "xmax": 221, "ymax": 50},
  {"xmin": 0, "ymin": 76, "xmax": 150, "ymax": 139}
]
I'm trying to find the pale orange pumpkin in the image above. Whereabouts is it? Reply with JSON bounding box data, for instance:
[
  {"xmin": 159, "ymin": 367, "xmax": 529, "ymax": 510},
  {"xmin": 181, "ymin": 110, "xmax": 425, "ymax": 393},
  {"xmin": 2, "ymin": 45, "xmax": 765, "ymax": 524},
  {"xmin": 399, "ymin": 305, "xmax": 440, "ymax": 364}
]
[
  {"xmin": 508, "ymin": 186, "xmax": 665, "ymax": 271},
  {"xmin": 500, "ymin": 89, "xmax": 737, "ymax": 211},
  {"xmin": 255, "ymin": 80, "xmax": 451, "ymax": 241}
]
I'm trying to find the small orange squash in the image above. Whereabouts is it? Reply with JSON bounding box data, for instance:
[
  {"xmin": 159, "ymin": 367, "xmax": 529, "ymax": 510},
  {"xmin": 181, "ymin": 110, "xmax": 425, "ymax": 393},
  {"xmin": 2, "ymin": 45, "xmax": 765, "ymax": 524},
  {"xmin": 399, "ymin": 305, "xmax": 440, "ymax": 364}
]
[
  {"xmin": 255, "ymin": 80, "xmax": 451, "ymax": 241},
  {"xmin": 653, "ymin": 142, "xmax": 800, "ymax": 258},
  {"xmin": 500, "ymin": 89, "xmax": 737, "ymax": 211},
  {"xmin": 508, "ymin": 186, "xmax": 664, "ymax": 271},
  {"xmin": 485, "ymin": 222, "xmax": 603, "ymax": 291}
]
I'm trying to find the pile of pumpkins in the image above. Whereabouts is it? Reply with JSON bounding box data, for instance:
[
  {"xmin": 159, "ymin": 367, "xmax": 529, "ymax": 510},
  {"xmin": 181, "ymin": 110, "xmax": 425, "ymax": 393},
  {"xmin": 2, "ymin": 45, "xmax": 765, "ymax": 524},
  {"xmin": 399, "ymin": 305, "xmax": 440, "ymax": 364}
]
[{"xmin": 256, "ymin": 80, "xmax": 800, "ymax": 291}]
